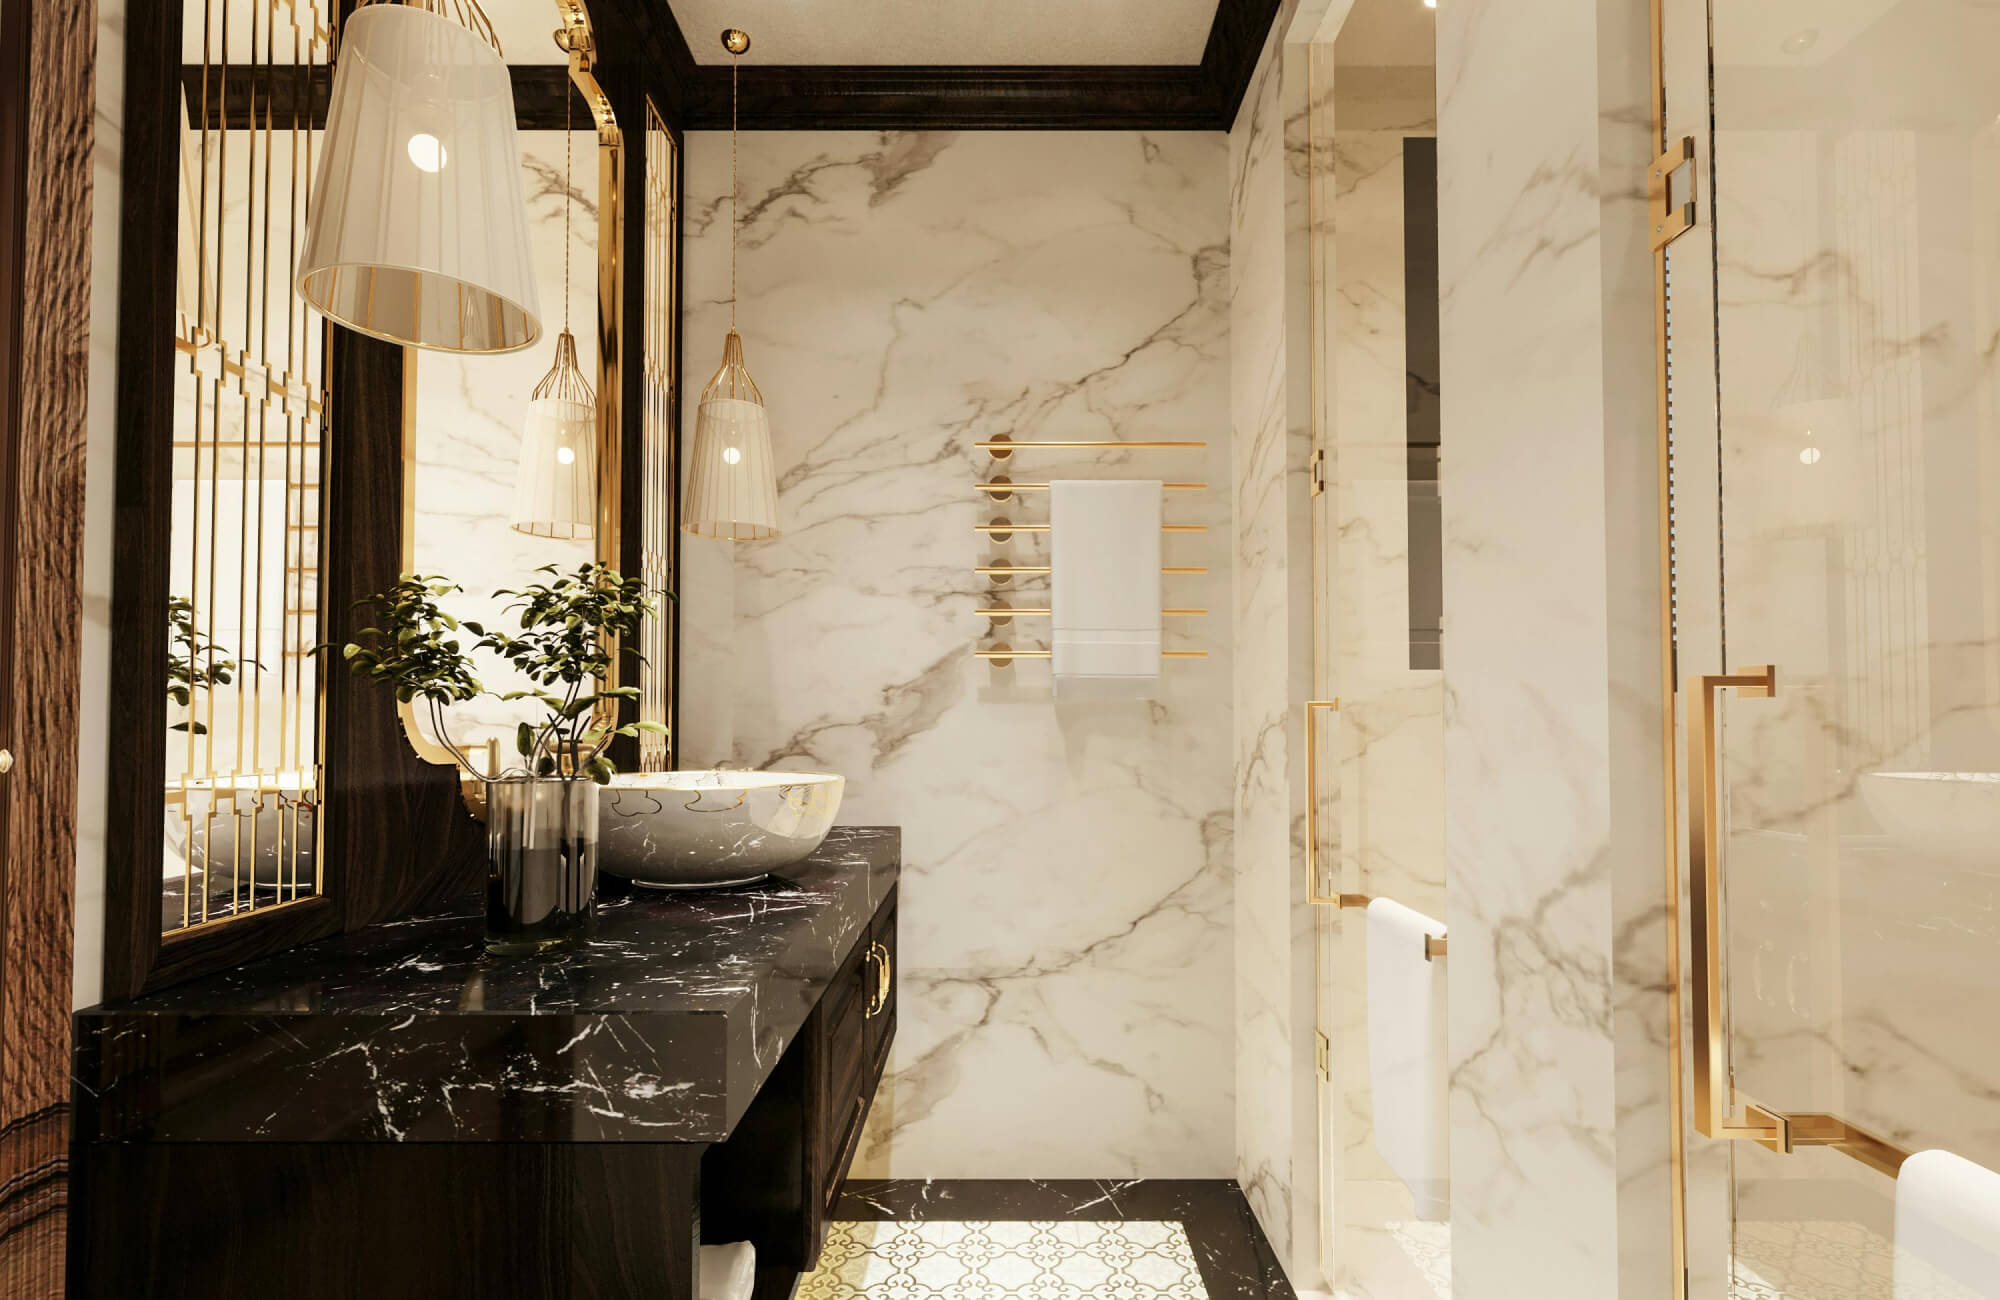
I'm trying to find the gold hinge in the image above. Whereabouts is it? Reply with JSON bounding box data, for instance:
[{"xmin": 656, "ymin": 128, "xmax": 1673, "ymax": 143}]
[
  {"xmin": 1310, "ymin": 448, "xmax": 1326, "ymax": 497},
  {"xmin": 1649, "ymin": 136, "xmax": 1697, "ymax": 251},
  {"xmin": 1315, "ymin": 1031, "xmax": 1331, "ymax": 1079}
]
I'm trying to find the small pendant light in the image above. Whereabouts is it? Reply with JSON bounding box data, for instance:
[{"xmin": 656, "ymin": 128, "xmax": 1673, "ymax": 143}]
[
  {"xmin": 511, "ymin": 72, "xmax": 597, "ymax": 539},
  {"xmin": 683, "ymin": 29, "xmax": 780, "ymax": 542},
  {"xmin": 296, "ymin": 0, "xmax": 542, "ymax": 354}
]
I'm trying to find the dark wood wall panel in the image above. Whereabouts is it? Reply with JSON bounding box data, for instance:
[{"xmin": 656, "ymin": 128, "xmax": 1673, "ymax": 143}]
[
  {"xmin": 0, "ymin": 0, "xmax": 95, "ymax": 1292},
  {"xmin": 318, "ymin": 332, "xmax": 488, "ymax": 928}
]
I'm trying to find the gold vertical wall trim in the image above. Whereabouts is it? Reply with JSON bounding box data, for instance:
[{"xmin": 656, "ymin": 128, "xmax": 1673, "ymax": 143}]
[
  {"xmin": 1303, "ymin": 699, "xmax": 1340, "ymax": 906},
  {"xmin": 1650, "ymin": 0, "xmax": 1690, "ymax": 1290}
]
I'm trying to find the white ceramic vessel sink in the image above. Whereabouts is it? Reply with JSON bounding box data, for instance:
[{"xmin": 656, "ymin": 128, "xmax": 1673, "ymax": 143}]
[{"xmin": 600, "ymin": 770, "xmax": 845, "ymax": 889}]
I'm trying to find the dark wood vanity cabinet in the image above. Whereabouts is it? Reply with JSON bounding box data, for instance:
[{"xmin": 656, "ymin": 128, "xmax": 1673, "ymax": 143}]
[
  {"xmin": 706, "ymin": 886, "xmax": 897, "ymax": 1295},
  {"xmin": 72, "ymin": 829, "xmax": 901, "ymax": 1300}
]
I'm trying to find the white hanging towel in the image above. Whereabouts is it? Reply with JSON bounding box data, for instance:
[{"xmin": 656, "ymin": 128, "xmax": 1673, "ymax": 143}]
[
  {"xmin": 1896, "ymin": 1149, "xmax": 2000, "ymax": 1298},
  {"xmin": 699, "ymin": 1242, "xmax": 757, "ymax": 1300},
  {"xmin": 1049, "ymin": 479, "xmax": 1162, "ymax": 700},
  {"xmin": 1366, "ymin": 897, "xmax": 1450, "ymax": 1222}
]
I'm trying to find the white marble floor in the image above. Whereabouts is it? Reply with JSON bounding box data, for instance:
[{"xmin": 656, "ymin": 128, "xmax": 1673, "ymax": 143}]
[{"xmin": 799, "ymin": 1220, "xmax": 1209, "ymax": 1299}]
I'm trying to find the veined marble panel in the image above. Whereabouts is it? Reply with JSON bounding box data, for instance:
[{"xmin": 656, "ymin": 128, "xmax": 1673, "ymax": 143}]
[
  {"xmin": 677, "ymin": 130, "xmax": 1236, "ymax": 1179},
  {"xmin": 1228, "ymin": 2, "xmax": 1324, "ymax": 1280},
  {"xmin": 1435, "ymin": 0, "xmax": 1667, "ymax": 1296}
]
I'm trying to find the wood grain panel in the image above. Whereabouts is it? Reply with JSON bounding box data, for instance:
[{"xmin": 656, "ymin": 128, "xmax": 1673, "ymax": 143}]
[
  {"xmin": 319, "ymin": 330, "xmax": 486, "ymax": 929},
  {"xmin": 0, "ymin": 0, "xmax": 97, "ymax": 1292}
]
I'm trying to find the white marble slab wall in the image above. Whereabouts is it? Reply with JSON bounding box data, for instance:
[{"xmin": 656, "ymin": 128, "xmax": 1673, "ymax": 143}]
[
  {"xmin": 1227, "ymin": 3, "xmax": 1325, "ymax": 1280},
  {"xmin": 676, "ymin": 130, "xmax": 1237, "ymax": 1180},
  {"xmin": 1435, "ymin": 0, "xmax": 1672, "ymax": 1297}
]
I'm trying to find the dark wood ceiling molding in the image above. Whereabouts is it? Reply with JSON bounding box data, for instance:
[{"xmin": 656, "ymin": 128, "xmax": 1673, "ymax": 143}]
[
  {"xmin": 185, "ymin": 0, "xmax": 1284, "ymax": 134},
  {"xmin": 629, "ymin": 0, "xmax": 1283, "ymax": 131}
]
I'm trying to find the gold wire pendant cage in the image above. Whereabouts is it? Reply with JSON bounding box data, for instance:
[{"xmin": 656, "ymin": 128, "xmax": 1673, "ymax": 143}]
[
  {"xmin": 512, "ymin": 329, "xmax": 599, "ymax": 540},
  {"xmin": 684, "ymin": 330, "xmax": 779, "ymax": 541}
]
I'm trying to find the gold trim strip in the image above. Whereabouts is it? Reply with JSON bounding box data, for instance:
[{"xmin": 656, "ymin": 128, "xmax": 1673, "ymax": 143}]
[
  {"xmin": 1304, "ymin": 699, "xmax": 1340, "ymax": 905},
  {"xmin": 976, "ymin": 482, "xmax": 1206, "ymax": 493},
  {"xmin": 976, "ymin": 565, "xmax": 1207, "ymax": 575},
  {"xmin": 973, "ymin": 523, "xmax": 1208, "ymax": 534},
  {"xmin": 972, "ymin": 649, "xmax": 1208, "ymax": 660}
]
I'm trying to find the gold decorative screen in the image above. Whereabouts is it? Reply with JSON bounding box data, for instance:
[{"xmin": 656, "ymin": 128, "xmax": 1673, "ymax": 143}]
[
  {"xmin": 165, "ymin": 0, "xmax": 331, "ymax": 932},
  {"xmin": 638, "ymin": 99, "xmax": 676, "ymax": 771}
]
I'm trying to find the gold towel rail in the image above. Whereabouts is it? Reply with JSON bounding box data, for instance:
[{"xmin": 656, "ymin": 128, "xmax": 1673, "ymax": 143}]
[
  {"xmin": 980, "ymin": 435, "xmax": 1207, "ymax": 461},
  {"xmin": 976, "ymin": 608, "xmax": 1208, "ymax": 618},
  {"xmin": 977, "ymin": 481, "xmax": 1206, "ymax": 493},
  {"xmin": 973, "ymin": 647, "xmax": 1208, "ymax": 661},
  {"xmin": 1326, "ymin": 889, "xmax": 1449, "ymax": 961},
  {"xmin": 974, "ymin": 523, "xmax": 1209, "ymax": 534},
  {"xmin": 977, "ymin": 565, "xmax": 1208, "ymax": 576}
]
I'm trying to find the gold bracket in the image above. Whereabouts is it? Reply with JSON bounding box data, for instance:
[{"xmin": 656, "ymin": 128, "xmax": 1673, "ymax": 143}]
[
  {"xmin": 1649, "ymin": 136, "xmax": 1697, "ymax": 251},
  {"xmin": 1304, "ymin": 699, "xmax": 1340, "ymax": 904},
  {"xmin": 1424, "ymin": 934, "xmax": 1448, "ymax": 962},
  {"xmin": 1315, "ymin": 1030, "xmax": 1331, "ymax": 1080},
  {"xmin": 1310, "ymin": 447, "xmax": 1326, "ymax": 497}
]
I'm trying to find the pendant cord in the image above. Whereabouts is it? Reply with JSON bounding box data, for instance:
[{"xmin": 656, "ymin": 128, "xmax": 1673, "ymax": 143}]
[
  {"xmin": 730, "ymin": 52, "xmax": 739, "ymax": 332},
  {"xmin": 563, "ymin": 69, "xmax": 572, "ymax": 334}
]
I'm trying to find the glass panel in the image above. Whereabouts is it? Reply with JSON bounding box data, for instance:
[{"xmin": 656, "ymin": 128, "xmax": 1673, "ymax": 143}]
[
  {"xmin": 1311, "ymin": 9, "xmax": 1449, "ymax": 1294},
  {"xmin": 164, "ymin": 0, "xmax": 331, "ymax": 931},
  {"xmin": 640, "ymin": 100, "xmax": 676, "ymax": 771},
  {"xmin": 1709, "ymin": 2, "xmax": 2000, "ymax": 1293}
]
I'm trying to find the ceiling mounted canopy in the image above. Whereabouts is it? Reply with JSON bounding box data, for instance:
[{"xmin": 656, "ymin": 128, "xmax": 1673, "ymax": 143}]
[{"xmin": 296, "ymin": 0, "xmax": 542, "ymax": 354}]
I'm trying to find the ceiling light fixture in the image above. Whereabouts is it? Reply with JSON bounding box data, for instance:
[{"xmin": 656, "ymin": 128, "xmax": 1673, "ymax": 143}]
[
  {"xmin": 296, "ymin": 0, "xmax": 542, "ymax": 353},
  {"xmin": 683, "ymin": 28, "xmax": 781, "ymax": 542},
  {"xmin": 512, "ymin": 44, "xmax": 598, "ymax": 539}
]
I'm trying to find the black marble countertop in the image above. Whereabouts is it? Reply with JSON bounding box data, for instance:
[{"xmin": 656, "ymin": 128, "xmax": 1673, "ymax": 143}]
[{"xmin": 73, "ymin": 826, "xmax": 899, "ymax": 1145}]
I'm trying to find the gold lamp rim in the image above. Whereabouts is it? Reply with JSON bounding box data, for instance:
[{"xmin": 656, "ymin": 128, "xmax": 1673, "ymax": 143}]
[{"xmin": 721, "ymin": 27, "xmax": 751, "ymax": 55}]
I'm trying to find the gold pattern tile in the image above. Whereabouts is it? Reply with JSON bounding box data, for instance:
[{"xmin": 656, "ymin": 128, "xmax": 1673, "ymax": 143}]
[{"xmin": 798, "ymin": 1220, "xmax": 1209, "ymax": 1300}]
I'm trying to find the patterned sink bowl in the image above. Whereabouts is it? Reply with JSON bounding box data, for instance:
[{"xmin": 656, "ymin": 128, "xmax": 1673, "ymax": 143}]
[{"xmin": 600, "ymin": 770, "xmax": 845, "ymax": 889}]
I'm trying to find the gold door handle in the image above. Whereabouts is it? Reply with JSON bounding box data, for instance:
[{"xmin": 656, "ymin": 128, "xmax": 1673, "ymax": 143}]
[
  {"xmin": 1683, "ymin": 664, "xmax": 1913, "ymax": 1175},
  {"xmin": 1304, "ymin": 699, "xmax": 1340, "ymax": 905},
  {"xmin": 1686, "ymin": 664, "xmax": 1788, "ymax": 1147}
]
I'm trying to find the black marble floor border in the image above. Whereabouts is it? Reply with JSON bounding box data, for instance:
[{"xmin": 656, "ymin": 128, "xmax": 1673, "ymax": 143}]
[{"xmin": 833, "ymin": 1179, "xmax": 1297, "ymax": 1300}]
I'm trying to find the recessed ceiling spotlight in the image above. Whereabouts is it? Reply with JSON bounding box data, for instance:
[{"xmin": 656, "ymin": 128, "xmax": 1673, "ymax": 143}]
[{"xmin": 1781, "ymin": 28, "xmax": 1818, "ymax": 55}]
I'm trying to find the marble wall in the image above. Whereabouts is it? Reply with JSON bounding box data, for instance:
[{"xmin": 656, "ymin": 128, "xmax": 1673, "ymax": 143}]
[
  {"xmin": 1434, "ymin": 0, "xmax": 1672, "ymax": 1296},
  {"xmin": 676, "ymin": 130, "xmax": 1238, "ymax": 1179}
]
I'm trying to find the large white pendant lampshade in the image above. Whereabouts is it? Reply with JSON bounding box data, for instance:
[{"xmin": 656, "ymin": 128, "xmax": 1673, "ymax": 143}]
[
  {"xmin": 296, "ymin": 1, "xmax": 541, "ymax": 354},
  {"xmin": 683, "ymin": 28, "xmax": 781, "ymax": 542}
]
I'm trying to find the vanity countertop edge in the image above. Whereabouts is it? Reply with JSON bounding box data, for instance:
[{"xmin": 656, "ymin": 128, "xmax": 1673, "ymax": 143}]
[{"xmin": 71, "ymin": 825, "xmax": 901, "ymax": 1145}]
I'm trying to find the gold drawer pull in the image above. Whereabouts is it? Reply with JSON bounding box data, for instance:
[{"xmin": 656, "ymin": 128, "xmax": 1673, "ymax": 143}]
[{"xmin": 864, "ymin": 942, "xmax": 892, "ymax": 1018}]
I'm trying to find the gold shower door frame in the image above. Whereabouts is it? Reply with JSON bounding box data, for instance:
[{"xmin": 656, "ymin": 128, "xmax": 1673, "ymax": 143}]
[{"xmin": 1656, "ymin": 2, "xmax": 2000, "ymax": 1296}]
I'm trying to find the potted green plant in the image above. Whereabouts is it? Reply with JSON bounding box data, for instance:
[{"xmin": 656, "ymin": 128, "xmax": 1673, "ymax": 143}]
[{"xmin": 339, "ymin": 563, "xmax": 665, "ymax": 954}]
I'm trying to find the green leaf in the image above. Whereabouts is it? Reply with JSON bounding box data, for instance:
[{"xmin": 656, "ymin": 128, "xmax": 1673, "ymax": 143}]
[{"xmin": 516, "ymin": 722, "xmax": 534, "ymax": 757}]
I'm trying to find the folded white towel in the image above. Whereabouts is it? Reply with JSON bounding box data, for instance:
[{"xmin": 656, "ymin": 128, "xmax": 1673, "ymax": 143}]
[
  {"xmin": 1366, "ymin": 897, "xmax": 1450, "ymax": 1222},
  {"xmin": 700, "ymin": 1241, "xmax": 757, "ymax": 1300},
  {"xmin": 1896, "ymin": 1149, "xmax": 2000, "ymax": 1298},
  {"xmin": 1049, "ymin": 479, "xmax": 1162, "ymax": 701}
]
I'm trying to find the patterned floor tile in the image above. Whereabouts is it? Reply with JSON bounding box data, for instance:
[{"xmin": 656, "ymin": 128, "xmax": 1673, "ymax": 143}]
[{"xmin": 800, "ymin": 1220, "xmax": 1210, "ymax": 1299}]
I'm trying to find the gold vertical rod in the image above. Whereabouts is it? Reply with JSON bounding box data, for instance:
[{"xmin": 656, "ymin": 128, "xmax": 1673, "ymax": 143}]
[{"xmin": 1649, "ymin": 0, "xmax": 1688, "ymax": 1288}]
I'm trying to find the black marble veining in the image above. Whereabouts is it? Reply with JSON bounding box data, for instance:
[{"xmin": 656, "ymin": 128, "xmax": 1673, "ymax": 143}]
[{"xmin": 73, "ymin": 826, "xmax": 899, "ymax": 1145}]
